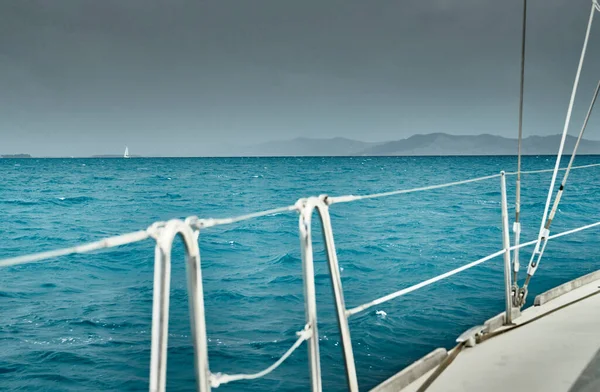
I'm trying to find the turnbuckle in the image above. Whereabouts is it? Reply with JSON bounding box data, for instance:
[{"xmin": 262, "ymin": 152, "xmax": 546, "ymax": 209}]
[{"xmin": 511, "ymin": 284, "xmax": 528, "ymax": 308}]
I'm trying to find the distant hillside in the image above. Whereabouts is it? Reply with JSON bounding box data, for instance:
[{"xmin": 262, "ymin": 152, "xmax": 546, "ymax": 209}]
[
  {"xmin": 240, "ymin": 134, "xmax": 600, "ymax": 156},
  {"xmin": 1, "ymin": 154, "xmax": 32, "ymax": 158},
  {"xmin": 359, "ymin": 133, "xmax": 600, "ymax": 156}
]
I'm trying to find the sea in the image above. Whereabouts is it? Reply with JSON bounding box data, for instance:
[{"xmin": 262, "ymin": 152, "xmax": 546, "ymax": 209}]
[{"xmin": 1, "ymin": 156, "xmax": 599, "ymax": 391}]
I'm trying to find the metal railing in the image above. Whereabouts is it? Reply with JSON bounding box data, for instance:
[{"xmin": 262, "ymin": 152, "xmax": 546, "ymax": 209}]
[
  {"xmin": 149, "ymin": 219, "xmax": 211, "ymax": 392},
  {"xmin": 1, "ymin": 164, "xmax": 599, "ymax": 392}
]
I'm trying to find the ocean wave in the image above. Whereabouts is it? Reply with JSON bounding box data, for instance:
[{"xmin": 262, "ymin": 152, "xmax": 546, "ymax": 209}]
[
  {"xmin": 27, "ymin": 372, "xmax": 76, "ymax": 383},
  {"xmin": 267, "ymin": 274, "xmax": 301, "ymax": 285},
  {"xmin": 0, "ymin": 366, "xmax": 18, "ymax": 374},
  {"xmin": 1, "ymin": 199, "xmax": 43, "ymax": 206},
  {"xmin": 67, "ymin": 318, "xmax": 141, "ymax": 330},
  {"xmin": 33, "ymin": 350, "xmax": 97, "ymax": 366},
  {"xmin": 51, "ymin": 196, "xmax": 95, "ymax": 205},
  {"xmin": 267, "ymin": 253, "xmax": 300, "ymax": 265},
  {"xmin": 0, "ymin": 291, "xmax": 17, "ymax": 298}
]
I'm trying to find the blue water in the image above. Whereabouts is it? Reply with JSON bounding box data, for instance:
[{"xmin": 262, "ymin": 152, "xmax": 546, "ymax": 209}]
[{"xmin": 1, "ymin": 156, "xmax": 599, "ymax": 391}]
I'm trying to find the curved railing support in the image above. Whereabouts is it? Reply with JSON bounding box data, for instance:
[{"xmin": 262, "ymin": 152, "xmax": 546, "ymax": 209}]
[
  {"xmin": 298, "ymin": 196, "xmax": 359, "ymax": 392},
  {"xmin": 149, "ymin": 219, "xmax": 211, "ymax": 392}
]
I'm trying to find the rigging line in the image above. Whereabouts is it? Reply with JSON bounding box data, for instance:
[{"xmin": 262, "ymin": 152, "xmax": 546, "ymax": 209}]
[
  {"xmin": 516, "ymin": 0, "xmax": 527, "ymax": 201},
  {"xmin": 346, "ymin": 220, "xmax": 600, "ymax": 317},
  {"xmin": 524, "ymin": 79, "xmax": 600, "ymax": 281},
  {"xmin": 513, "ymin": 0, "xmax": 528, "ymax": 292},
  {"xmin": 519, "ymin": 2, "xmax": 598, "ymax": 306},
  {"xmin": 545, "ymin": 79, "xmax": 600, "ymax": 226},
  {"xmin": 505, "ymin": 162, "xmax": 600, "ymax": 176},
  {"xmin": 0, "ymin": 230, "xmax": 151, "ymax": 269},
  {"xmin": 329, "ymin": 164, "xmax": 600, "ymax": 207},
  {"xmin": 187, "ymin": 205, "xmax": 297, "ymax": 229},
  {"xmin": 327, "ymin": 173, "xmax": 501, "ymax": 205}
]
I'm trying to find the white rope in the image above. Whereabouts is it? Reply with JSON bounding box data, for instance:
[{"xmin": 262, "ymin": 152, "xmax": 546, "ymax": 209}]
[
  {"xmin": 209, "ymin": 324, "xmax": 312, "ymax": 388},
  {"xmin": 537, "ymin": 81, "xmax": 600, "ymax": 234},
  {"xmin": 506, "ymin": 163, "xmax": 600, "ymax": 282},
  {"xmin": 547, "ymin": 220, "xmax": 600, "ymax": 240},
  {"xmin": 0, "ymin": 230, "xmax": 151, "ymax": 268},
  {"xmin": 326, "ymin": 163, "xmax": 600, "ymax": 206},
  {"xmin": 346, "ymin": 220, "xmax": 600, "ymax": 317},
  {"xmin": 345, "ymin": 249, "xmax": 506, "ymax": 316},
  {"xmin": 505, "ymin": 162, "xmax": 600, "ymax": 176},
  {"xmin": 518, "ymin": 81, "xmax": 600, "ymax": 280},
  {"xmin": 0, "ymin": 207, "xmax": 297, "ymax": 268},
  {"xmin": 525, "ymin": 3, "xmax": 597, "ymax": 280},
  {"xmin": 187, "ymin": 205, "xmax": 297, "ymax": 229},
  {"xmin": 327, "ymin": 173, "xmax": 502, "ymax": 205}
]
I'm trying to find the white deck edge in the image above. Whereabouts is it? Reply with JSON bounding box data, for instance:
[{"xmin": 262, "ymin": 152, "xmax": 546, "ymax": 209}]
[
  {"xmin": 369, "ymin": 348, "xmax": 447, "ymax": 392},
  {"xmin": 375, "ymin": 269, "xmax": 600, "ymax": 391},
  {"xmin": 483, "ymin": 308, "xmax": 521, "ymax": 333},
  {"xmin": 534, "ymin": 269, "xmax": 600, "ymax": 306}
]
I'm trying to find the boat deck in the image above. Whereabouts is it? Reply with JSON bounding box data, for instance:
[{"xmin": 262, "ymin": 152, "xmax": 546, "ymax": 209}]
[{"xmin": 375, "ymin": 272, "xmax": 600, "ymax": 392}]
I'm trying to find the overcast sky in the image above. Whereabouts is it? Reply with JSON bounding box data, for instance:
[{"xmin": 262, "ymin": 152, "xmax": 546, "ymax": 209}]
[{"xmin": 2, "ymin": 0, "xmax": 600, "ymax": 156}]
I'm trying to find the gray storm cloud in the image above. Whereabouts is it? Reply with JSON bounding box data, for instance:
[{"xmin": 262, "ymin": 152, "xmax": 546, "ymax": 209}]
[{"xmin": 1, "ymin": 0, "xmax": 599, "ymax": 156}]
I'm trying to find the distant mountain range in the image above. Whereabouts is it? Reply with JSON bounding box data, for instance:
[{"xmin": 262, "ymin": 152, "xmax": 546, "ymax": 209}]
[
  {"xmin": 0, "ymin": 154, "xmax": 32, "ymax": 158},
  {"xmin": 239, "ymin": 133, "xmax": 600, "ymax": 156},
  {"xmin": 4, "ymin": 134, "xmax": 600, "ymax": 157}
]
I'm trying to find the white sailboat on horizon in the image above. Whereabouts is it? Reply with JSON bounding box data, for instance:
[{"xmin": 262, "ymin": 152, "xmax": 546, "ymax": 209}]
[{"xmin": 124, "ymin": 146, "xmax": 130, "ymax": 159}]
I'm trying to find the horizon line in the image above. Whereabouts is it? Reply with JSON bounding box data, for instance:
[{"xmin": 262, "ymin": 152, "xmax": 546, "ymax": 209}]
[
  {"xmin": 3, "ymin": 131, "xmax": 600, "ymax": 157},
  {"xmin": 4, "ymin": 154, "xmax": 600, "ymax": 159}
]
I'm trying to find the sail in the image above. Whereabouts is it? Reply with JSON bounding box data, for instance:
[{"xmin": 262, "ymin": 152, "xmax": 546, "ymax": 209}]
[{"xmin": 124, "ymin": 147, "xmax": 130, "ymax": 158}]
